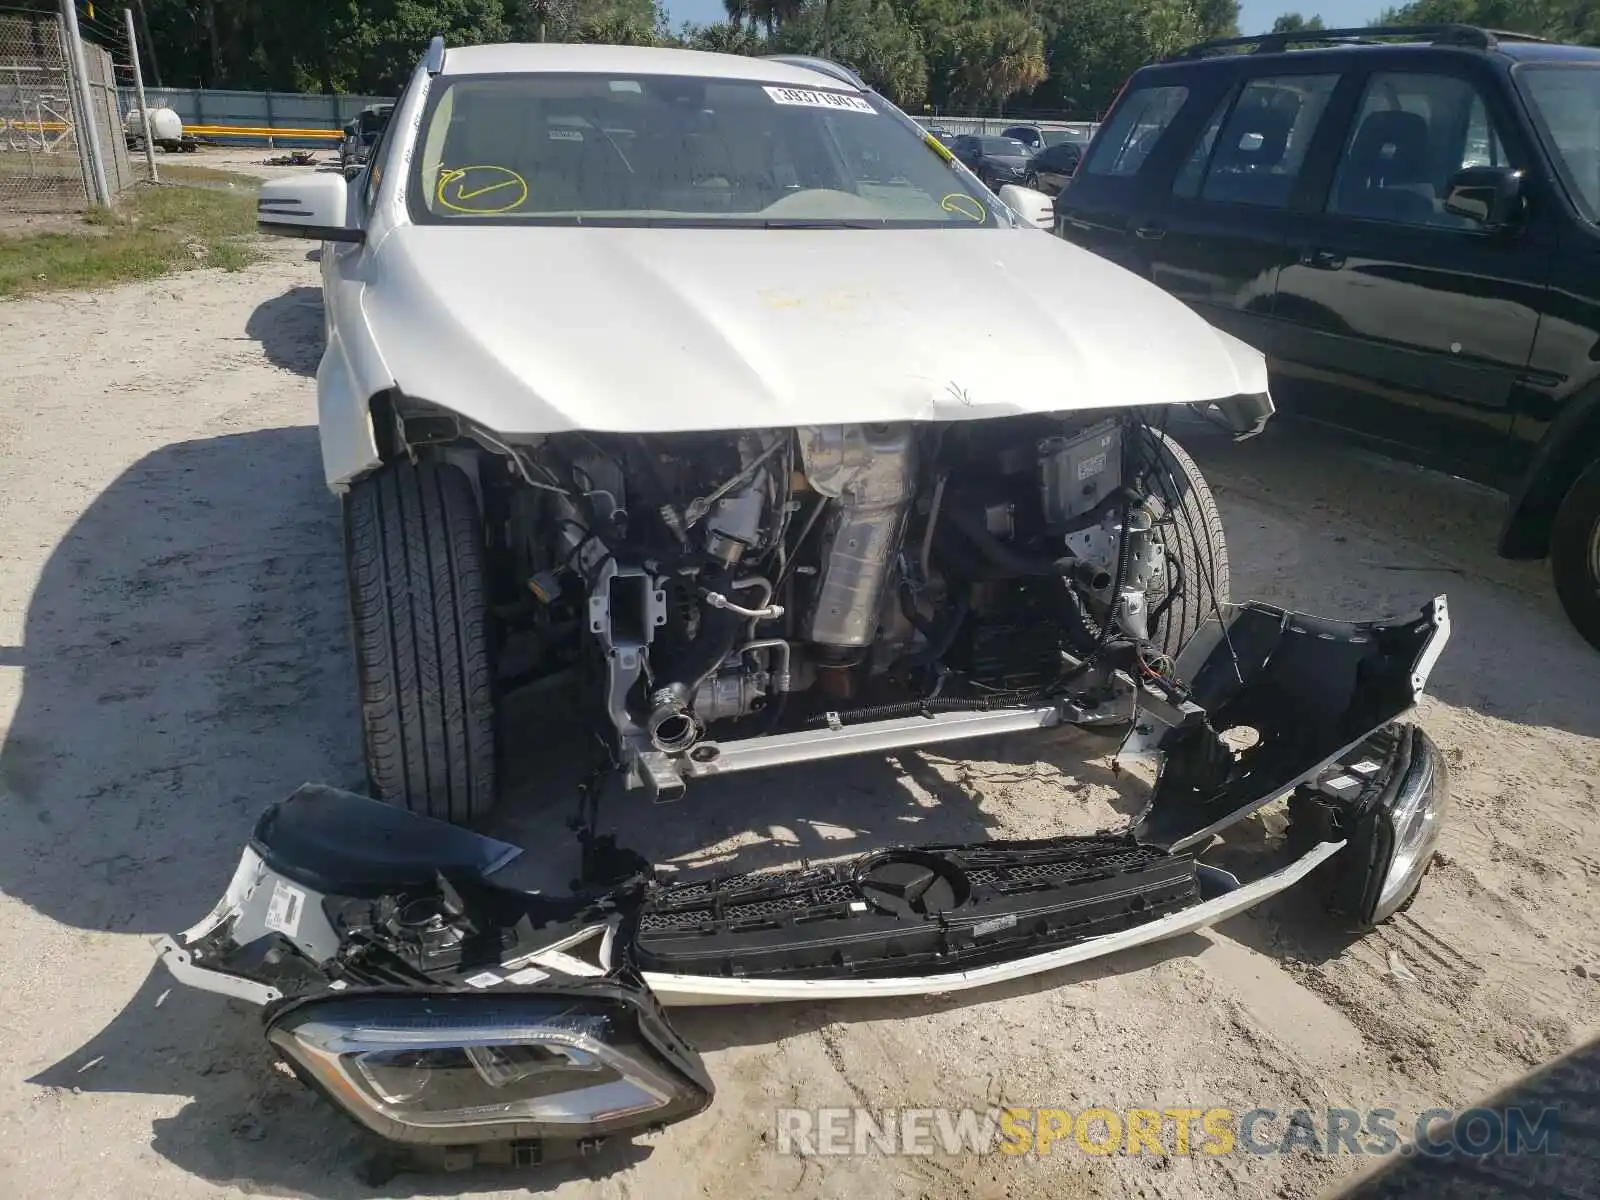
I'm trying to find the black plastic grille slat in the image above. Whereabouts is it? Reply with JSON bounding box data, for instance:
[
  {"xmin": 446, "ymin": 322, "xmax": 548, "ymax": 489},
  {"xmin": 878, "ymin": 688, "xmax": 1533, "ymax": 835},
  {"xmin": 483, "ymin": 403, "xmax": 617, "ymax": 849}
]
[
  {"xmin": 638, "ymin": 882, "xmax": 860, "ymax": 933},
  {"xmin": 725, "ymin": 899, "xmax": 801, "ymax": 923},
  {"xmin": 634, "ymin": 840, "xmax": 1199, "ymax": 979}
]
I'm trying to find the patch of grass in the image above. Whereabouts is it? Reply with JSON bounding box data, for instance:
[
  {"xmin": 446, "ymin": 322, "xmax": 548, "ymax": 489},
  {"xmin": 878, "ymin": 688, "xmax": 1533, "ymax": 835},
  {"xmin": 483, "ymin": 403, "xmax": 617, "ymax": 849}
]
[
  {"xmin": 0, "ymin": 182, "xmax": 262, "ymax": 298},
  {"xmin": 152, "ymin": 162, "xmax": 265, "ymax": 188}
]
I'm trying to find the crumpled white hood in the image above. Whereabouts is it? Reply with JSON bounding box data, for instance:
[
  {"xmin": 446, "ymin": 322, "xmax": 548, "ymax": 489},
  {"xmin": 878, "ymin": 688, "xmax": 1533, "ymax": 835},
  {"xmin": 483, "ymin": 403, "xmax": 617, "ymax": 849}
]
[{"xmin": 361, "ymin": 224, "xmax": 1267, "ymax": 434}]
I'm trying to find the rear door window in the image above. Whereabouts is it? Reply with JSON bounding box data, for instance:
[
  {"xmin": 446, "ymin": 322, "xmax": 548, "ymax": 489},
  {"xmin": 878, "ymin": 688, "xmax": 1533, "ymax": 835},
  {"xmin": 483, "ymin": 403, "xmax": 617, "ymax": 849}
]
[
  {"xmin": 1198, "ymin": 74, "xmax": 1340, "ymax": 208},
  {"xmin": 1083, "ymin": 84, "xmax": 1189, "ymax": 177},
  {"xmin": 1173, "ymin": 92, "xmax": 1232, "ymax": 198}
]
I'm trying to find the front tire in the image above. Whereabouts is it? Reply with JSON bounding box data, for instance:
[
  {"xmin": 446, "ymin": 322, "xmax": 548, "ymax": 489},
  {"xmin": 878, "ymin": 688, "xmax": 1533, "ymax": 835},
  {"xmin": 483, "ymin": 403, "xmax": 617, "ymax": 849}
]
[
  {"xmin": 1551, "ymin": 457, "xmax": 1600, "ymax": 651},
  {"xmin": 344, "ymin": 458, "xmax": 498, "ymax": 823},
  {"xmin": 1132, "ymin": 426, "xmax": 1230, "ymax": 661}
]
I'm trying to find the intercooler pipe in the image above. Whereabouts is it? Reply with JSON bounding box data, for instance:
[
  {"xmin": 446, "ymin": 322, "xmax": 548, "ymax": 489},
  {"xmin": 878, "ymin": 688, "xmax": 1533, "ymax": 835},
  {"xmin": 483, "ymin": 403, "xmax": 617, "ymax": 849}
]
[{"xmin": 646, "ymin": 567, "xmax": 748, "ymax": 753}]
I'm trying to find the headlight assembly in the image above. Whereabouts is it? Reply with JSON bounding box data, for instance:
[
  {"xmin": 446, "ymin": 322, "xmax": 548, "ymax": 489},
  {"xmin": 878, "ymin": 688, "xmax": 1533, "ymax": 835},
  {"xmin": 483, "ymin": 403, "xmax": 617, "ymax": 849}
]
[
  {"xmin": 265, "ymin": 986, "xmax": 712, "ymax": 1146},
  {"xmin": 1369, "ymin": 727, "xmax": 1449, "ymax": 924},
  {"xmin": 1317, "ymin": 724, "xmax": 1449, "ymax": 928}
]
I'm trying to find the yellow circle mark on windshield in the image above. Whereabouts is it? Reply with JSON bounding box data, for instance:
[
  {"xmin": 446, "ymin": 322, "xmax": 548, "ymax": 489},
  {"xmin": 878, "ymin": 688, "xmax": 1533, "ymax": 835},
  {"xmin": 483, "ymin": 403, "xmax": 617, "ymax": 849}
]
[
  {"xmin": 941, "ymin": 193, "xmax": 986, "ymax": 223},
  {"xmin": 436, "ymin": 165, "xmax": 529, "ymax": 214}
]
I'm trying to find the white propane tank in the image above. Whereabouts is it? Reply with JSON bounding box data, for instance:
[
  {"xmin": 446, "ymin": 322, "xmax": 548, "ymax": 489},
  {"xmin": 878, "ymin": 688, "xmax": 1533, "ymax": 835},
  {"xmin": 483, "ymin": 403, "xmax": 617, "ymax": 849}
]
[{"xmin": 125, "ymin": 106, "xmax": 183, "ymax": 143}]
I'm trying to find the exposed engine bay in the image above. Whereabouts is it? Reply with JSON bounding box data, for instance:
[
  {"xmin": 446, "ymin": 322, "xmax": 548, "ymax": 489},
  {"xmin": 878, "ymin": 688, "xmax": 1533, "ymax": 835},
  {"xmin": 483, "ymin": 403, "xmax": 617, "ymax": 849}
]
[{"xmin": 461, "ymin": 408, "xmax": 1231, "ymax": 804}]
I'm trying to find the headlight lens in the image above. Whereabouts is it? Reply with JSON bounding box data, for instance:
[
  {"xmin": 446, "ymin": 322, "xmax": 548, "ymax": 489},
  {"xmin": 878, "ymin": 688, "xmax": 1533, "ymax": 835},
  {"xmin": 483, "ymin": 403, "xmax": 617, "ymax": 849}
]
[
  {"xmin": 1372, "ymin": 728, "xmax": 1448, "ymax": 923},
  {"xmin": 267, "ymin": 991, "xmax": 710, "ymax": 1145}
]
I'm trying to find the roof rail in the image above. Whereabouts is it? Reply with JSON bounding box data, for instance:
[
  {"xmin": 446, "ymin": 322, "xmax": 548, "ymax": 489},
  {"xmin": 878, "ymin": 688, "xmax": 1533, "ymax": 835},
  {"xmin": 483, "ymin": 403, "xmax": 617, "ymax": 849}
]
[
  {"xmin": 1165, "ymin": 23, "xmax": 1545, "ymax": 61},
  {"xmin": 762, "ymin": 54, "xmax": 869, "ymax": 91},
  {"xmin": 424, "ymin": 34, "xmax": 445, "ymax": 75}
]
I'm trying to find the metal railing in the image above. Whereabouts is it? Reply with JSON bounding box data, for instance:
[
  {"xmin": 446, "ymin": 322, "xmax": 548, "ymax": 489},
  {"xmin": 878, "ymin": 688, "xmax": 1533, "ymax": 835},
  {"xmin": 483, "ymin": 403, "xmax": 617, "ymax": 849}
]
[{"xmin": 115, "ymin": 86, "xmax": 394, "ymax": 147}]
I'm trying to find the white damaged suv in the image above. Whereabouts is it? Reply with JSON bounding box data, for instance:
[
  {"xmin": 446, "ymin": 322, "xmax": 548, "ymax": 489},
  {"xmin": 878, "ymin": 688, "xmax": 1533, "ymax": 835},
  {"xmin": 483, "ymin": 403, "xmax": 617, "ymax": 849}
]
[
  {"xmin": 256, "ymin": 41, "xmax": 1302, "ymax": 821},
  {"xmin": 153, "ymin": 39, "xmax": 1451, "ymax": 1157}
]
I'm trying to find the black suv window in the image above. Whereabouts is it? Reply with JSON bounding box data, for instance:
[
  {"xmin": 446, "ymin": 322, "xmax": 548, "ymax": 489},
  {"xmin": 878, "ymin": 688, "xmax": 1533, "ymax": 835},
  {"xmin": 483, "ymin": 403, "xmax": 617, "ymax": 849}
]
[
  {"xmin": 362, "ymin": 84, "xmax": 410, "ymax": 210},
  {"xmin": 1197, "ymin": 73, "xmax": 1339, "ymax": 208},
  {"xmin": 1518, "ymin": 66, "xmax": 1600, "ymax": 221},
  {"xmin": 1083, "ymin": 84, "xmax": 1188, "ymax": 177},
  {"xmin": 1037, "ymin": 143, "xmax": 1080, "ymax": 170},
  {"xmin": 1329, "ymin": 72, "xmax": 1511, "ymax": 229},
  {"xmin": 1173, "ymin": 93, "xmax": 1231, "ymax": 199}
]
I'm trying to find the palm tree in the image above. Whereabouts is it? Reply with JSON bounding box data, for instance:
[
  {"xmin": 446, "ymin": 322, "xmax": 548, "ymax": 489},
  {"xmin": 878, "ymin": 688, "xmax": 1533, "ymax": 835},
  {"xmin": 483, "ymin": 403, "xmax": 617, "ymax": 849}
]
[{"xmin": 769, "ymin": 0, "xmax": 805, "ymax": 24}]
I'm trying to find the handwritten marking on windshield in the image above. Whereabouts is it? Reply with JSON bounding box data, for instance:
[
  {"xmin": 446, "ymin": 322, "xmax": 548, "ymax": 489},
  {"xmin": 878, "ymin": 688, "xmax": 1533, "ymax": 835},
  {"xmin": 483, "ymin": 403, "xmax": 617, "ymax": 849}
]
[
  {"xmin": 436, "ymin": 165, "xmax": 529, "ymax": 214},
  {"xmin": 940, "ymin": 193, "xmax": 986, "ymax": 223}
]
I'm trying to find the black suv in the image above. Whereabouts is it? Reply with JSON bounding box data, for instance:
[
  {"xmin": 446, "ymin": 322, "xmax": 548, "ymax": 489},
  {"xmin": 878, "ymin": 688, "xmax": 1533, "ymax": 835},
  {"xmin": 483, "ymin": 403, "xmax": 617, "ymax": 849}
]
[
  {"xmin": 339, "ymin": 103, "xmax": 394, "ymax": 174},
  {"xmin": 1056, "ymin": 24, "xmax": 1600, "ymax": 649}
]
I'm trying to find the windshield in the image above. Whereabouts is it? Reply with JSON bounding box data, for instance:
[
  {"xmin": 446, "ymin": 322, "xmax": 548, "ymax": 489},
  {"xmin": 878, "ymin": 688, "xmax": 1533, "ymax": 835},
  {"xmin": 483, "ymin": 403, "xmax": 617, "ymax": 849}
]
[
  {"xmin": 408, "ymin": 73, "xmax": 999, "ymax": 228},
  {"xmin": 981, "ymin": 137, "xmax": 1028, "ymax": 157},
  {"xmin": 1517, "ymin": 64, "xmax": 1600, "ymax": 221}
]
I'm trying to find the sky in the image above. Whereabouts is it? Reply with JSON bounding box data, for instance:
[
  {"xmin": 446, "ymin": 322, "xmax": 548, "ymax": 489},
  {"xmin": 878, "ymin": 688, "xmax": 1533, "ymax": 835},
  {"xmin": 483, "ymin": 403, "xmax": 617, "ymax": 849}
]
[{"xmin": 660, "ymin": 0, "xmax": 1391, "ymax": 38}]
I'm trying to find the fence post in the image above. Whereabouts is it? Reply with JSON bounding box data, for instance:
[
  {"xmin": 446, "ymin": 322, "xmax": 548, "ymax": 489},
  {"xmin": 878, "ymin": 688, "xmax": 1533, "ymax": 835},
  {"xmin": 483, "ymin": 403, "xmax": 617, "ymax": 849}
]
[
  {"xmin": 123, "ymin": 7, "xmax": 157, "ymax": 182},
  {"xmin": 98, "ymin": 46, "xmax": 129, "ymax": 192},
  {"xmin": 51, "ymin": 14, "xmax": 94, "ymax": 203},
  {"xmin": 264, "ymin": 89, "xmax": 274, "ymax": 149},
  {"xmin": 59, "ymin": 0, "xmax": 109, "ymax": 204}
]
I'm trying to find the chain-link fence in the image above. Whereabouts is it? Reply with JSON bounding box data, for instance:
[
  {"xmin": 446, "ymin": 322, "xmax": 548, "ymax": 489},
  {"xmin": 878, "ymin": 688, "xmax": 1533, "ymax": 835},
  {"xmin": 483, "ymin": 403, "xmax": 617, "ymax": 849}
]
[
  {"xmin": 0, "ymin": 12, "xmax": 86, "ymax": 210},
  {"xmin": 81, "ymin": 32, "xmax": 132, "ymax": 195},
  {"xmin": 1, "ymin": 8, "xmax": 140, "ymax": 213}
]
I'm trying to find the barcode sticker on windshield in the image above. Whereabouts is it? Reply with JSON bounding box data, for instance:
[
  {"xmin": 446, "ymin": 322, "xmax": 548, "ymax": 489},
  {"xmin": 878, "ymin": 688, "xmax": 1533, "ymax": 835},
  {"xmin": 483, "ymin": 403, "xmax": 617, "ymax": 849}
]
[{"xmin": 763, "ymin": 86, "xmax": 874, "ymax": 114}]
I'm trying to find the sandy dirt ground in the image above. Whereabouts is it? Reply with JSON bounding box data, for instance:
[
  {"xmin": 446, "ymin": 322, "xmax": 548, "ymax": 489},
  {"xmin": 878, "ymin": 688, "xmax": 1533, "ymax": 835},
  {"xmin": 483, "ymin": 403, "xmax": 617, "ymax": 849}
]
[{"xmin": 1, "ymin": 213, "xmax": 1598, "ymax": 1199}]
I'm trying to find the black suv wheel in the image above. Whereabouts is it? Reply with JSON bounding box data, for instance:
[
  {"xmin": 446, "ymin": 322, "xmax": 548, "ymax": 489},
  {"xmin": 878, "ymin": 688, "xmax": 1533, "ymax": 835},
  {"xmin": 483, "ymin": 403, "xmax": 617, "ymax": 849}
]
[{"xmin": 1551, "ymin": 458, "xmax": 1600, "ymax": 651}]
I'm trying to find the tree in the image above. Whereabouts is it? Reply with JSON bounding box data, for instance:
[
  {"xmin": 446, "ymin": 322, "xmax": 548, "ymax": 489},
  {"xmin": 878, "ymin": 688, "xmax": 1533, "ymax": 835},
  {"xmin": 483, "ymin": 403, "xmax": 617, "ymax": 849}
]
[
  {"xmin": 945, "ymin": 11, "xmax": 1049, "ymax": 112},
  {"xmin": 1027, "ymin": 0, "xmax": 1183, "ymax": 118},
  {"xmin": 774, "ymin": 0, "xmax": 927, "ymax": 105},
  {"xmin": 1194, "ymin": 0, "xmax": 1242, "ymax": 37},
  {"xmin": 1271, "ymin": 12, "xmax": 1325, "ymax": 31},
  {"xmin": 689, "ymin": 19, "xmax": 768, "ymax": 52},
  {"xmin": 81, "ymin": 0, "xmax": 1559, "ymax": 118},
  {"xmin": 1375, "ymin": 0, "xmax": 1600, "ymax": 41}
]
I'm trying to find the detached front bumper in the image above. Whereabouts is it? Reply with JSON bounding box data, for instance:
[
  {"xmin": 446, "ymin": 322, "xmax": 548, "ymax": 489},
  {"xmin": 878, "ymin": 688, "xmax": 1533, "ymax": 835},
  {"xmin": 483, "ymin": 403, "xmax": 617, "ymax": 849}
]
[
  {"xmin": 158, "ymin": 724, "xmax": 1444, "ymax": 1009},
  {"xmin": 153, "ymin": 596, "xmax": 1448, "ymax": 1152}
]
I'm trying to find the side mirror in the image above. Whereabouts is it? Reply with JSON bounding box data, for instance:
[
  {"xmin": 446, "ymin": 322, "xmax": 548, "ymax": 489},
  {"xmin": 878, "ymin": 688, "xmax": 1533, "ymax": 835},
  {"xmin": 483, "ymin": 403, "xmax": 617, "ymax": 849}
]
[
  {"xmin": 257, "ymin": 172, "xmax": 363, "ymax": 243},
  {"xmin": 1443, "ymin": 165, "xmax": 1524, "ymax": 229},
  {"xmin": 997, "ymin": 183, "xmax": 1054, "ymax": 230}
]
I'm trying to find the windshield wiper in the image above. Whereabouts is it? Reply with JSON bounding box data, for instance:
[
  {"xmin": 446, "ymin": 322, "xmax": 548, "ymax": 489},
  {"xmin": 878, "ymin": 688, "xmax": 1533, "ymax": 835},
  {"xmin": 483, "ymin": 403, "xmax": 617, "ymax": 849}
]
[{"xmin": 761, "ymin": 219, "xmax": 887, "ymax": 229}]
